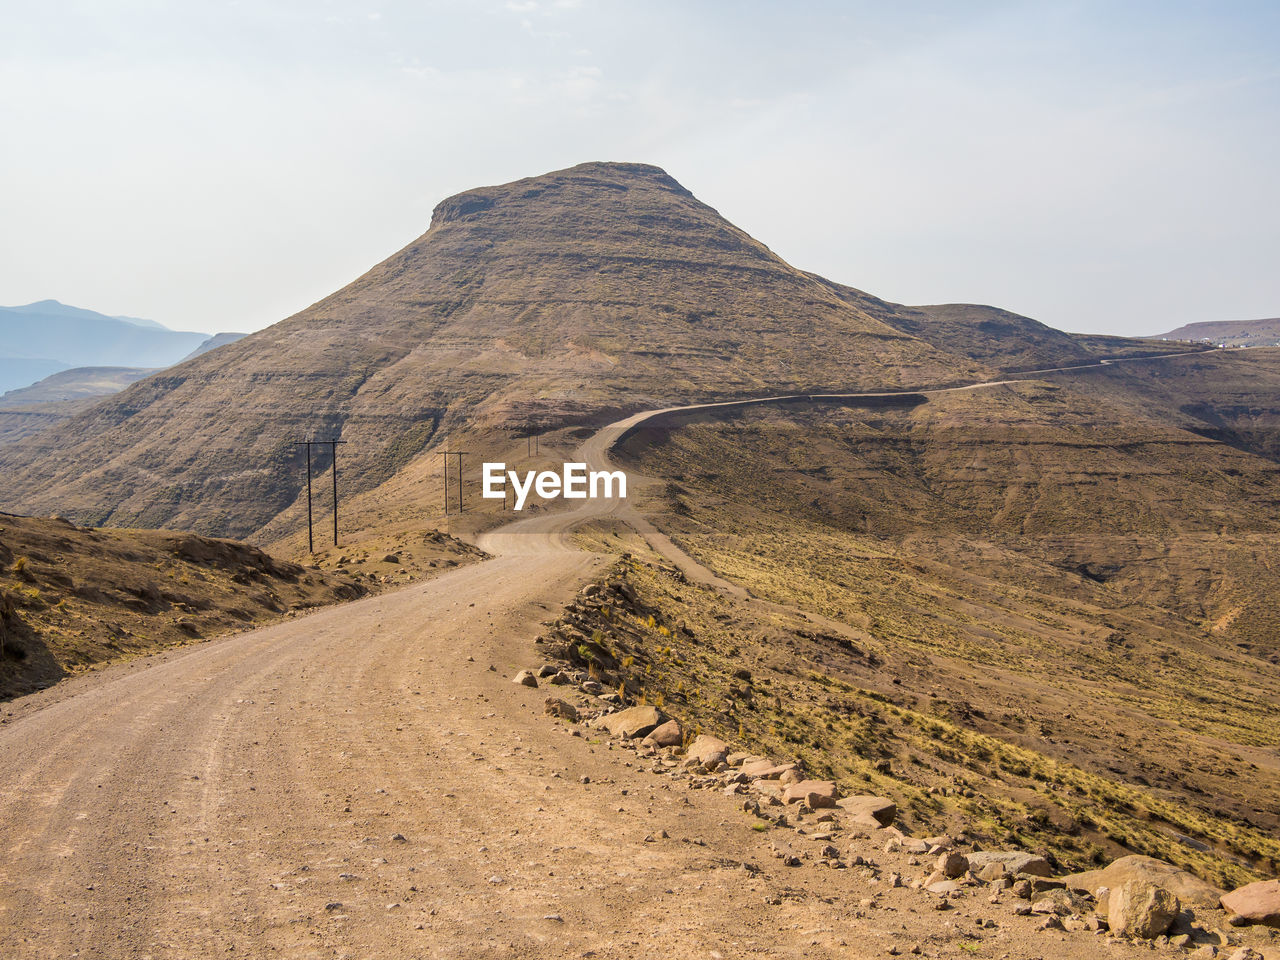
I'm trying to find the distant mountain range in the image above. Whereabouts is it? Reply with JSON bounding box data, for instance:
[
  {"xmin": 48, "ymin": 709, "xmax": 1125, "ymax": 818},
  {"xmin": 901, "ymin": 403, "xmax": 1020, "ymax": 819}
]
[
  {"xmin": 1158, "ymin": 317, "xmax": 1280, "ymax": 346},
  {"xmin": 0, "ymin": 300, "xmax": 208, "ymax": 393}
]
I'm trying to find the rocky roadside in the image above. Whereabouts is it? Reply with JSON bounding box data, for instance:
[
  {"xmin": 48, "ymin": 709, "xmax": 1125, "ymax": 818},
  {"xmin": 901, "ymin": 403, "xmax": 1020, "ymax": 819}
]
[{"xmin": 511, "ymin": 573, "xmax": 1280, "ymax": 959}]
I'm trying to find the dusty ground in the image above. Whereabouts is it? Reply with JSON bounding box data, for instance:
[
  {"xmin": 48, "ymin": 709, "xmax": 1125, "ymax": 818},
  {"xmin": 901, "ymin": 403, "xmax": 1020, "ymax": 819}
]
[{"xmin": 2, "ymin": 397, "xmax": 1274, "ymax": 959}]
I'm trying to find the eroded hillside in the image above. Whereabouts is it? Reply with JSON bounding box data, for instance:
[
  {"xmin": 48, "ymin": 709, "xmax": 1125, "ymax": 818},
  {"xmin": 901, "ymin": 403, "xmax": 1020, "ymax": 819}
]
[
  {"xmin": 605, "ymin": 369, "xmax": 1280, "ymax": 887},
  {"xmin": 0, "ymin": 162, "xmax": 984, "ymax": 540},
  {"xmin": 0, "ymin": 513, "xmax": 465, "ymax": 698}
]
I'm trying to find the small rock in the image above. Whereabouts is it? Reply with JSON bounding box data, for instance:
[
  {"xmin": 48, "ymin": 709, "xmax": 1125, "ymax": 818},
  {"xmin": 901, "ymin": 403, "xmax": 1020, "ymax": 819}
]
[
  {"xmin": 837, "ymin": 795, "xmax": 897, "ymax": 828},
  {"xmin": 1109, "ymin": 880, "xmax": 1180, "ymax": 939},
  {"xmin": 1038, "ymin": 915, "xmax": 1065, "ymax": 931},
  {"xmin": 977, "ymin": 862, "xmax": 1007, "ymax": 882},
  {"xmin": 1221, "ymin": 878, "xmax": 1280, "ymax": 928},
  {"xmin": 643, "ymin": 719, "xmax": 683, "ymax": 748},
  {"xmin": 741, "ymin": 759, "xmax": 800, "ymax": 780},
  {"xmin": 544, "ymin": 698, "xmax": 579, "ymax": 722},
  {"xmin": 685, "ymin": 734, "xmax": 732, "ymax": 767},
  {"xmin": 601, "ymin": 705, "xmax": 665, "ymax": 739},
  {"xmin": 513, "ymin": 670, "xmax": 538, "ymax": 688},
  {"xmin": 937, "ymin": 851, "xmax": 969, "ymax": 879},
  {"xmin": 967, "ymin": 850, "xmax": 1052, "ymax": 879},
  {"xmin": 781, "ymin": 779, "xmax": 840, "ymax": 809}
]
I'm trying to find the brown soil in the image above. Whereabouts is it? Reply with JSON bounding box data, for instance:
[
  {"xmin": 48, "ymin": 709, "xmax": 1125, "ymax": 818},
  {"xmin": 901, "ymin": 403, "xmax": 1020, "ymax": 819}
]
[
  {"xmin": 0, "ymin": 513, "xmax": 475, "ymax": 699},
  {"xmin": 3, "ymin": 400, "xmax": 1277, "ymax": 958}
]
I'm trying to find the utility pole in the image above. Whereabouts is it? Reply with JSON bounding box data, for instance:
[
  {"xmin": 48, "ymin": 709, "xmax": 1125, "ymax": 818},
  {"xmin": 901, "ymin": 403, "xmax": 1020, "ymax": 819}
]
[
  {"xmin": 440, "ymin": 450, "xmax": 469, "ymax": 515},
  {"xmin": 327, "ymin": 439, "xmax": 346, "ymax": 547},
  {"xmin": 294, "ymin": 438, "xmax": 346, "ymax": 552},
  {"xmin": 293, "ymin": 439, "xmax": 315, "ymax": 554},
  {"xmin": 440, "ymin": 450, "xmax": 452, "ymax": 515}
]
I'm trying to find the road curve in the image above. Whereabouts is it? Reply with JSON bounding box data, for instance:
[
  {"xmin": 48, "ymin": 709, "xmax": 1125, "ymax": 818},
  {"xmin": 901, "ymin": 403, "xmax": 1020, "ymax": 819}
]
[{"xmin": 0, "ymin": 347, "xmax": 1211, "ymax": 959}]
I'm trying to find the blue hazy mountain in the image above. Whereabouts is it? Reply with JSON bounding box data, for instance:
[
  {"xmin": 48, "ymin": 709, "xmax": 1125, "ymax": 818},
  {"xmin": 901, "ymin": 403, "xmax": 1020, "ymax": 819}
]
[{"xmin": 0, "ymin": 300, "xmax": 208, "ymax": 392}]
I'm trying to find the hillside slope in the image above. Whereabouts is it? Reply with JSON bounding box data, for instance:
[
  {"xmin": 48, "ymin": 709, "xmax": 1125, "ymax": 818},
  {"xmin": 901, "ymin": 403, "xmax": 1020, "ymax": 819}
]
[
  {"xmin": 0, "ymin": 162, "xmax": 983, "ymax": 539},
  {"xmin": 0, "ymin": 512, "xmax": 368, "ymax": 698},
  {"xmin": 610, "ymin": 370, "xmax": 1280, "ymax": 886},
  {"xmin": 1160, "ymin": 317, "xmax": 1280, "ymax": 345}
]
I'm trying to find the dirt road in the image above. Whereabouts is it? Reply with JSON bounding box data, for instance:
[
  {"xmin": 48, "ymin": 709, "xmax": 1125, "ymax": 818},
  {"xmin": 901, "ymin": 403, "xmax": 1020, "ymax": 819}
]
[{"xmin": 0, "ymin": 363, "xmax": 1226, "ymax": 959}]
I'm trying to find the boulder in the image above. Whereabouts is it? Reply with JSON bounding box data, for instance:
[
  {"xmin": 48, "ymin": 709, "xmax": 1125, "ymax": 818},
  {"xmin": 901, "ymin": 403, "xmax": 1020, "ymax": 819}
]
[
  {"xmin": 685, "ymin": 735, "xmax": 731, "ymax": 767},
  {"xmin": 741, "ymin": 759, "xmax": 800, "ymax": 780},
  {"xmin": 836, "ymin": 795, "xmax": 897, "ymax": 828},
  {"xmin": 1221, "ymin": 878, "xmax": 1280, "ymax": 928},
  {"xmin": 642, "ymin": 719, "xmax": 683, "ymax": 748},
  {"xmin": 937, "ymin": 851, "xmax": 969, "ymax": 879},
  {"xmin": 601, "ymin": 705, "xmax": 665, "ymax": 739},
  {"xmin": 543, "ymin": 698, "xmax": 578, "ymax": 722},
  {"xmin": 968, "ymin": 850, "xmax": 1052, "ymax": 879},
  {"xmin": 977, "ymin": 862, "xmax": 1007, "ymax": 883},
  {"xmin": 512, "ymin": 670, "xmax": 538, "ymax": 688},
  {"xmin": 1065, "ymin": 856, "xmax": 1223, "ymax": 911},
  {"xmin": 781, "ymin": 779, "xmax": 840, "ymax": 809},
  {"xmin": 1108, "ymin": 880, "xmax": 1180, "ymax": 939}
]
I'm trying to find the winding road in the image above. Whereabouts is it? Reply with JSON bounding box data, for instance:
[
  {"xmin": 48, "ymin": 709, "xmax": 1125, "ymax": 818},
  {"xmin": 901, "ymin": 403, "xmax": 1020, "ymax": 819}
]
[{"xmin": 0, "ymin": 348, "xmax": 1212, "ymax": 959}]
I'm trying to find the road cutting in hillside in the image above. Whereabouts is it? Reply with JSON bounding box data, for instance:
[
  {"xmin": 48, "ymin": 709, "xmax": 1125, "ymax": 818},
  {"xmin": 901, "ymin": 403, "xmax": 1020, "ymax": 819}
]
[{"xmin": 0, "ymin": 350, "xmax": 1248, "ymax": 960}]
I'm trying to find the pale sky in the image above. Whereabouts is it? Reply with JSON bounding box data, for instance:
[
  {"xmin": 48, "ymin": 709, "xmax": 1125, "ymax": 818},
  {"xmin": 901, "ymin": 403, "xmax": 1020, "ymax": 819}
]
[{"xmin": 2, "ymin": 1, "xmax": 1277, "ymax": 337}]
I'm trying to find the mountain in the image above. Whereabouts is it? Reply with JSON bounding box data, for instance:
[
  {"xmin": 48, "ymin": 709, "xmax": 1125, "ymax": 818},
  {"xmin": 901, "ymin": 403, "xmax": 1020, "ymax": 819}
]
[
  {"xmin": 181, "ymin": 332, "xmax": 248, "ymax": 362},
  {"xmin": 0, "ymin": 162, "xmax": 1182, "ymax": 540},
  {"xmin": 1158, "ymin": 317, "xmax": 1280, "ymax": 346},
  {"xmin": 111, "ymin": 314, "xmax": 168, "ymax": 329},
  {"xmin": 0, "ymin": 301, "xmax": 207, "ymax": 393},
  {"xmin": 0, "ymin": 358, "xmax": 70, "ymax": 396},
  {"xmin": 0, "ymin": 366, "xmax": 156, "ymax": 406},
  {"xmin": 0, "ymin": 162, "xmax": 986, "ymax": 537},
  {"xmin": 812, "ymin": 281, "xmax": 1194, "ymax": 373}
]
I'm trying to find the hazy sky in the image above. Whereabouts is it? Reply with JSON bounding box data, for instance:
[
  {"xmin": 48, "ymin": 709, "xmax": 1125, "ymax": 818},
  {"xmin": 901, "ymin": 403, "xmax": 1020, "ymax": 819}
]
[{"xmin": 3, "ymin": 1, "xmax": 1277, "ymax": 336}]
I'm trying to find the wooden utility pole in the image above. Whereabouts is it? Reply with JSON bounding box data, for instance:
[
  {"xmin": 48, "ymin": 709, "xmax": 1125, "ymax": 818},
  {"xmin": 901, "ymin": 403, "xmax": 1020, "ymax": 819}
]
[
  {"xmin": 294, "ymin": 440, "xmax": 315, "ymax": 553},
  {"xmin": 294, "ymin": 438, "xmax": 346, "ymax": 552},
  {"xmin": 440, "ymin": 450, "xmax": 469, "ymax": 515},
  {"xmin": 327, "ymin": 440, "xmax": 346, "ymax": 547},
  {"xmin": 440, "ymin": 450, "xmax": 449, "ymax": 514}
]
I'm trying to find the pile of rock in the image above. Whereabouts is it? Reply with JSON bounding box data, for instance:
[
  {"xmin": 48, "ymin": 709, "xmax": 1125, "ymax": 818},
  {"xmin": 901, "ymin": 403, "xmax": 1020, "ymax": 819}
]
[{"xmin": 517, "ymin": 576, "xmax": 1280, "ymax": 957}]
